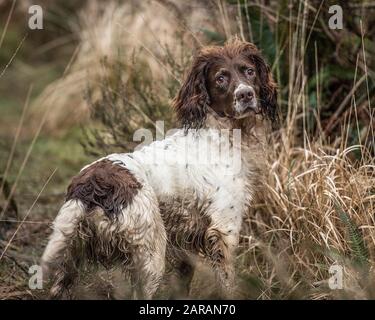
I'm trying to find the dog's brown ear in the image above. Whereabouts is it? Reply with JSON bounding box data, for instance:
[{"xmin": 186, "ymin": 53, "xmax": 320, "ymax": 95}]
[
  {"xmin": 172, "ymin": 55, "xmax": 210, "ymax": 130},
  {"xmin": 253, "ymin": 55, "xmax": 278, "ymax": 123},
  {"xmin": 235, "ymin": 40, "xmax": 278, "ymax": 125},
  {"xmin": 251, "ymin": 53, "xmax": 278, "ymax": 125}
]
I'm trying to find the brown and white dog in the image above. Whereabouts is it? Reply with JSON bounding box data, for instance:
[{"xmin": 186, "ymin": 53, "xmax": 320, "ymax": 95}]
[{"xmin": 41, "ymin": 39, "xmax": 277, "ymax": 299}]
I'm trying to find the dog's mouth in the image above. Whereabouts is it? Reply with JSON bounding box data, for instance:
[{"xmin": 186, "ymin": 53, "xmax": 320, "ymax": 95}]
[
  {"xmin": 232, "ymin": 101, "xmax": 260, "ymax": 119},
  {"xmin": 210, "ymin": 101, "xmax": 260, "ymax": 120}
]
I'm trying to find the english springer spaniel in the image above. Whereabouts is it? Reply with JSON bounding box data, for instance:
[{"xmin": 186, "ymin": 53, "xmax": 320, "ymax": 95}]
[{"xmin": 41, "ymin": 39, "xmax": 278, "ymax": 299}]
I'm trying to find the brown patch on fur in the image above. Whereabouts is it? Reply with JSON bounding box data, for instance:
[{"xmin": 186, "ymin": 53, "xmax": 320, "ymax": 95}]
[
  {"xmin": 66, "ymin": 159, "xmax": 142, "ymax": 219},
  {"xmin": 160, "ymin": 197, "xmax": 212, "ymax": 256},
  {"xmin": 161, "ymin": 196, "xmax": 235, "ymax": 298}
]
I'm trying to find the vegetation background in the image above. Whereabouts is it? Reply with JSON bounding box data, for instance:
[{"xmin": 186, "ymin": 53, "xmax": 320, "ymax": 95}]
[{"xmin": 0, "ymin": 0, "xmax": 374, "ymax": 299}]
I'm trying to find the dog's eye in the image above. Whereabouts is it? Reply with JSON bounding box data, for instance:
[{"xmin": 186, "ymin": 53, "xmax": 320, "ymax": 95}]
[
  {"xmin": 245, "ymin": 68, "xmax": 255, "ymax": 77},
  {"xmin": 216, "ymin": 75, "xmax": 226, "ymax": 84}
]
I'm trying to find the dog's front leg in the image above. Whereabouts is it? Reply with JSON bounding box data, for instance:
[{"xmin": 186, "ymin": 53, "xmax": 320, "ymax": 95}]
[
  {"xmin": 205, "ymin": 227, "xmax": 238, "ymax": 298},
  {"xmin": 205, "ymin": 190, "xmax": 245, "ymax": 298}
]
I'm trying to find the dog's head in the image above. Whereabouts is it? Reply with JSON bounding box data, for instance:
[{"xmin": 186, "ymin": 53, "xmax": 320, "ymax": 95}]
[{"xmin": 173, "ymin": 39, "xmax": 278, "ymax": 129}]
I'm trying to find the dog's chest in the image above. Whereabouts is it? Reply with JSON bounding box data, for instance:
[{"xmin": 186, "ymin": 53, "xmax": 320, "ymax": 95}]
[{"xmin": 134, "ymin": 130, "xmax": 249, "ymax": 199}]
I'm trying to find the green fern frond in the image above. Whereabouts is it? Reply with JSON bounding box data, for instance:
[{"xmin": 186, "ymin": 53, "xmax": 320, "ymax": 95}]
[{"xmin": 335, "ymin": 201, "xmax": 369, "ymax": 270}]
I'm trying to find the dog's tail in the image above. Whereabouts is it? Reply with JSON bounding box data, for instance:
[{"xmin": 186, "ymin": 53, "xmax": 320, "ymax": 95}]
[{"xmin": 41, "ymin": 199, "xmax": 85, "ymax": 297}]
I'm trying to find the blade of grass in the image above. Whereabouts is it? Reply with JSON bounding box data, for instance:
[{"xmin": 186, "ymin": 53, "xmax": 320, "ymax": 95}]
[
  {"xmin": 0, "ymin": 0, "xmax": 16, "ymax": 49},
  {"xmin": 0, "ymin": 85, "xmax": 33, "ymax": 197},
  {"xmin": 0, "ymin": 168, "xmax": 57, "ymax": 262}
]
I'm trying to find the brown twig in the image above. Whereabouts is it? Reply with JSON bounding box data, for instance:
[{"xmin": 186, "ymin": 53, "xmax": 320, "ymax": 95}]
[{"xmin": 324, "ymin": 74, "xmax": 366, "ymax": 135}]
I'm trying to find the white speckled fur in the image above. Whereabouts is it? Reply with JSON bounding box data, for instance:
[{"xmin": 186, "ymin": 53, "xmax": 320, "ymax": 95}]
[{"xmin": 106, "ymin": 128, "xmax": 250, "ymax": 241}]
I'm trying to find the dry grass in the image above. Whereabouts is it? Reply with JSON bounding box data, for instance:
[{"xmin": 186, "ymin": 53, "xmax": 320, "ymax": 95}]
[
  {"xmin": 30, "ymin": 0, "xmax": 224, "ymax": 133},
  {"xmin": 238, "ymin": 128, "xmax": 375, "ymax": 299}
]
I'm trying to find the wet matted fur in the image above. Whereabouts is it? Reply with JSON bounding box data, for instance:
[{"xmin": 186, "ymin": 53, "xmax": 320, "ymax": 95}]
[
  {"xmin": 66, "ymin": 159, "xmax": 142, "ymax": 219},
  {"xmin": 41, "ymin": 39, "xmax": 277, "ymax": 299}
]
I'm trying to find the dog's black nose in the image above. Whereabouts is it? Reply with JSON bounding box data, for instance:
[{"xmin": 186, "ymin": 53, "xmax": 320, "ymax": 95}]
[{"xmin": 235, "ymin": 86, "xmax": 254, "ymax": 104}]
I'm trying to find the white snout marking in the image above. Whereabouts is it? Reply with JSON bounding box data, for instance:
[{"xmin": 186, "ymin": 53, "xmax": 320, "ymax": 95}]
[
  {"xmin": 234, "ymin": 83, "xmax": 254, "ymax": 96},
  {"xmin": 233, "ymin": 83, "xmax": 256, "ymax": 113}
]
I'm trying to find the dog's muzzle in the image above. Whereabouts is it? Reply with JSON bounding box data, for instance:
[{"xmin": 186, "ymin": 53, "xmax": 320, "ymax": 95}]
[{"xmin": 233, "ymin": 84, "xmax": 259, "ymax": 116}]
